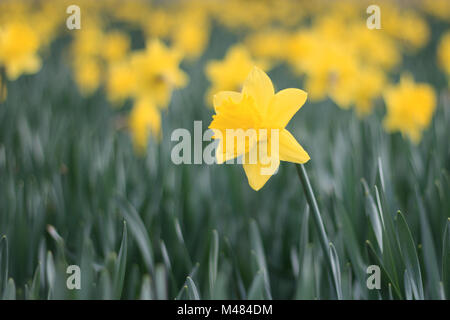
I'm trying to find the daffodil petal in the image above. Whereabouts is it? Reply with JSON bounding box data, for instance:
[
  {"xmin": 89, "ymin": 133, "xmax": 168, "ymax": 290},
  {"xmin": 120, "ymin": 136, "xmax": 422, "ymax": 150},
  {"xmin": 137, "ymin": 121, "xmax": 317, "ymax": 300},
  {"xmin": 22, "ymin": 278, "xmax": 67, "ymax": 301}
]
[
  {"xmin": 279, "ymin": 129, "xmax": 310, "ymax": 164},
  {"xmin": 269, "ymin": 88, "xmax": 307, "ymax": 128},
  {"xmin": 242, "ymin": 67, "xmax": 274, "ymax": 116},
  {"xmin": 215, "ymin": 138, "xmax": 240, "ymax": 164},
  {"xmin": 243, "ymin": 160, "xmax": 279, "ymax": 191},
  {"xmin": 242, "ymin": 140, "xmax": 280, "ymax": 191}
]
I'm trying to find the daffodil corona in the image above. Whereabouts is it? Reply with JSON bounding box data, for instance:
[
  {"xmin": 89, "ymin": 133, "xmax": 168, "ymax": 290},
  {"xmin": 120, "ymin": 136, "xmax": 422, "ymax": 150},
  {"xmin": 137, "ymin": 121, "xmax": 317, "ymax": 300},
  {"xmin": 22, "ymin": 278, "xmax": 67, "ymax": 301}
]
[{"xmin": 209, "ymin": 67, "xmax": 310, "ymax": 191}]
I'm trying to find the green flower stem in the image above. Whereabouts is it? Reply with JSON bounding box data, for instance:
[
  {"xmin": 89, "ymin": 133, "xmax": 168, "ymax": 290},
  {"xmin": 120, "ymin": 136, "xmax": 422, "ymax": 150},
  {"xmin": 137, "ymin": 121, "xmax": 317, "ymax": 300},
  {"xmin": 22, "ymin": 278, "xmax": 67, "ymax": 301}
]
[
  {"xmin": 0, "ymin": 67, "xmax": 6, "ymax": 103},
  {"xmin": 295, "ymin": 163, "xmax": 339, "ymax": 297}
]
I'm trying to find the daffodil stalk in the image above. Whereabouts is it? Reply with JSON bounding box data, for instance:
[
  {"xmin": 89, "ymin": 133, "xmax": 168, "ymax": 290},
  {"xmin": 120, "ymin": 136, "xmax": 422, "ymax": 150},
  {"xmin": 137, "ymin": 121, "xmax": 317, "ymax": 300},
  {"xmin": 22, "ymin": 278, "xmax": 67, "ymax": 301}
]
[
  {"xmin": 0, "ymin": 67, "xmax": 6, "ymax": 103},
  {"xmin": 295, "ymin": 163, "xmax": 341, "ymax": 298}
]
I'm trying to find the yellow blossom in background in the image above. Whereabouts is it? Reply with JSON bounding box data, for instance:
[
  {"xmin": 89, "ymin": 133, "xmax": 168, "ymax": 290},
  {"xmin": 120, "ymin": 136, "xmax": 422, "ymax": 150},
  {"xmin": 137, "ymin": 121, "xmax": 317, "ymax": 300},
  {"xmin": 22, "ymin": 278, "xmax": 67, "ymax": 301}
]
[
  {"xmin": 285, "ymin": 30, "xmax": 321, "ymax": 73},
  {"xmin": 31, "ymin": 1, "xmax": 64, "ymax": 47},
  {"xmin": 423, "ymin": 0, "xmax": 450, "ymax": 21},
  {"xmin": 348, "ymin": 23, "xmax": 401, "ymax": 71},
  {"xmin": 143, "ymin": 9, "xmax": 174, "ymax": 39},
  {"xmin": 0, "ymin": 22, "xmax": 42, "ymax": 80},
  {"xmin": 437, "ymin": 32, "xmax": 450, "ymax": 84},
  {"xmin": 352, "ymin": 67, "xmax": 386, "ymax": 117},
  {"xmin": 383, "ymin": 6, "xmax": 430, "ymax": 50},
  {"xmin": 245, "ymin": 30, "xmax": 289, "ymax": 65},
  {"xmin": 304, "ymin": 43, "xmax": 359, "ymax": 108},
  {"xmin": 101, "ymin": 31, "xmax": 130, "ymax": 63},
  {"xmin": 70, "ymin": 25, "xmax": 104, "ymax": 59},
  {"xmin": 209, "ymin": 67, "xmax": 310, "ymax": 191},
  {"xmin": 131, "ymin": 39, "xmax": 188, "ymax": 108},
  {"xmin": 128, "ymin": 98, "xmax": 161, "ymax": 153},
  {"xmin": 205, "ymin": 45, "xmax": 267, "ymax": 106},
  {"xmin": 73, "ymin": 58, "xmax": 102, "ymax": 96},
  {"xmin": 171, "ymin": 13, "xmax": 210, "ymax": 60},
  {"xmin": 383, "ymin": 75, "xmax": 436, "ymax": 143},
  {"xmin": 106, "ymin": 61, "xmax": 137, "ymax": 105}
]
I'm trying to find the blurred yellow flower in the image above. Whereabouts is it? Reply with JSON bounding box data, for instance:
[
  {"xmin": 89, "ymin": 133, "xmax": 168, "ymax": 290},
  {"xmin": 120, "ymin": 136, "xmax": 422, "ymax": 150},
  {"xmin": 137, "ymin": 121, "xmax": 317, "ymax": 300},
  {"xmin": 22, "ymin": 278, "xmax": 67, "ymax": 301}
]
[
  {"xmin": 348, "ymin": 23, "xmax": 401, "ymax": 71},
  {"xmin": 128, "ymin": 98, "xmax": 161, "ymax": 153},
  {"xmin": 437, "ymin": 32, "xmax": 450, "ymax": 83},
  {"xmin": 209, "ymin": 67, "xmax": 310, "ymax": 191},
  {"xmin": 131, "ymin": 39, "xmax": 188, "ymax": 108},
  {"xmin": 73, "ymin": 58, "xmax": 102, "ymax": 96},
  {"xmin": 383, "ymin": 75, "xmax": 436, "ymax": 143},
  {"xmin": 171, "ymin": 15, "xmax": 210, "ymax": 60},
  {"xmin": 245, "ymin": 30, "xmax": 288, "ymax": 64},
  {"xmin": 106, "ymin": 61, "xmax": 136, "ymax": 104},
  {"xmin": 285, "ymin": 30, "xmax": 320, "ymax": 73},
  {"xmin": 423, "ymin": 0, "xmax": 450, "ymax": 21},
  {"xmin": 0, "ymin": 22, "xmax": 42, "ymax": 80},
  {"xmin": 352, "ymin": 67, "xmax": 386, "ymax": 117},
  {"xmin": 144, "ymin": 9, "xmax": 174, "ymax": 39},
  {"xmin": 304, "ymin": 43, "xmax": 359, "ymax": 109},
  {"xmin": 205, "ymin": 45, "xmax": 267, "ymax": 106},
  {"xmin": 383, "ymin": 7, "xmax": 430, "ymax": 50},
  {"xmin": 71, "ymin": 26, "xmax": 104, "ymax": 58},
  {"xmin": 101, "ymin": 31, "xmax": 130, "ymax": 63}
]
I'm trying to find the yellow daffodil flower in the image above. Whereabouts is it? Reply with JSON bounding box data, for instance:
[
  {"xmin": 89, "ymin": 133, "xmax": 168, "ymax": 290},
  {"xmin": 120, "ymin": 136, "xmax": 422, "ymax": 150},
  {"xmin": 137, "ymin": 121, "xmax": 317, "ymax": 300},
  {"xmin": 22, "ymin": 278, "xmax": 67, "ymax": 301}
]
[
  {"xmin": 171, "ymin": 14, "xmax": 210, "ymax": 60},
  {"xmin": 352, "ymin": 67, "xmax": 386, "ymax": 117},
  {"xmin": 131, "ymin": 39, "xmax": 188, "ymax": 108},
  {"xmin": 73, "ymin": 58, "xmax": 102, "ymax": 96},
  {"xmin": 128, "ymin": 98, "xmax": 162, "ymax": 153},
  {"xmin": 245, "ymin": 30, "xmax": 288, "ymax": 64},
  {"xmin": 0, "ymin": 22, "xmax": 42, "ymax": 80},
  {"xmin": 101, "ymin": 31, "xmax": 130, "ymax": 63},
  {"xmin": 383, "ymin": 74, "xmax": 436, "ymax": 143},
  {"xmin": 209, "ymin": 67, "xmax": 310, "ymax": 191},
  {"xmin": 106, "ymin": 61, "xmax": 137, "ymax": 105}
]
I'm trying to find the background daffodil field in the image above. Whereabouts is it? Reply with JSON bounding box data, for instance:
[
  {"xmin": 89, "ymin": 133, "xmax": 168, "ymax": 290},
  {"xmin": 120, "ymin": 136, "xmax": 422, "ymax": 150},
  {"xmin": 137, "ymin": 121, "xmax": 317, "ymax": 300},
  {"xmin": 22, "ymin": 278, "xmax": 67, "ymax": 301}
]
[{"xmin": 0, "ymin": 0, "xmax": 449, "ymax": 300}]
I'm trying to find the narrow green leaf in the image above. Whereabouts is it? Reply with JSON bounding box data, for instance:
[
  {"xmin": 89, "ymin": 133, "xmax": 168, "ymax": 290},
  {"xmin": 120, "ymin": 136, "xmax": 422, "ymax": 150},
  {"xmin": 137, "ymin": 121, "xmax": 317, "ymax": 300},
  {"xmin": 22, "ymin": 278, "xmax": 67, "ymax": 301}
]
[
  {"xmin": 0, "ymin": 235, "xmax": 8, "ymax": 295},
  {"xmin": 29, "ymin": 263, "xmax": 41, "ymax": 300},
  {"xmin": 404, "ymin": 270, "xmax": 413, "ymax": 300},
  {"xmin": 186, "ymin": 276, "xmax": 200, "ymax": 300},
  {"xmin": 249, "ymin": 220, "xmax": 272, "ymax": 299},
  {"xmin": 113, "ymin": 221, "xmax": 127, "ymax": 299},
  {"xmin": 247, "ymin": 271, "xmax": 265, "ymax": 300},
  {"xmin": 397, "ymin": 211, "xmax": 424, "ymax": 300},
  {"xmin": 99, "ymin": 269, "xmax": 113, "ymax": 300},
  {"xmin": 224, "ymin": 237, "xmax": 246, "ymax": 299},
  {"xmin": 3, "ymin": 278, "xmax": 16, "ymax": 300},
  {"xmin": 362, "ymin": 179, "xmax": 383, "ymax": 251},
  {"xmin": 155, "ymin": 264, "xmax": 167, "ymax": 300},
  {"xmin": 46, "ymin": 251, "xmax": 55, "ymax": 299},
  {"xmin": 174, "ymin": 218, "xmax": 193, "ymax": 270},
  {"xmin": 329, "ymin": 242, "xmax": 343, "ymax": 299},
  {"xmin": 415, "ymin": 188, "xmax": 440, "ymax": 299},
  {"xmin": 443, "ymin": 218, "xmax": 450, "ymax": 297},
  {"xmin": 366, "ymin": 240, "xmax": 403, "ymax": 299},
  {"xmin": 140, "ymin": 275, "xmax": 153, "ymax": 300},
  {"xmin": 209, "ymin": 229, "xmax": 219, "ymax": 299},
  {"xmin": 117, "ymin": 198, "xmax": 154, "ymax": 274}
]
